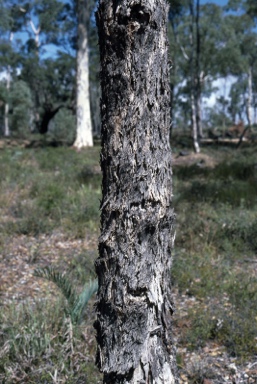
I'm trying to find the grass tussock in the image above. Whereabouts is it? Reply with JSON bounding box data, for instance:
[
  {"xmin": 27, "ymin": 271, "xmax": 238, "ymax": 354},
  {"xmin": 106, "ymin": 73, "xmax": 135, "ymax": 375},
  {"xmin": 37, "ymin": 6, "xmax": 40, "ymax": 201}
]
[{"xmin": 0, "ymin": 300, "xmax": 102, "ymax": 383}]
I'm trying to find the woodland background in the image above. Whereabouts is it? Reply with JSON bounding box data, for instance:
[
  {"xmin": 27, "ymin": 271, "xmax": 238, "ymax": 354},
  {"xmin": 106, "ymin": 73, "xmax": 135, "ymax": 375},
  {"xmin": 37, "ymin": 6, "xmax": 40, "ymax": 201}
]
[
  {"xmin": 1, "ymin": 0, "xmax": 257, "ymax": 145},
  {"xmin": 0, "ymin": 1, "xmax": 257, "ymax": 383}
]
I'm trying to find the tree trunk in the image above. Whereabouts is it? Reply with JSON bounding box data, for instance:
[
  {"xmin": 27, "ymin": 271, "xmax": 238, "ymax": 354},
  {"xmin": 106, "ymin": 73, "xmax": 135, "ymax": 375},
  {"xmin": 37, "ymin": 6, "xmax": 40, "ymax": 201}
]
[
  {"xmin": 95, "ymin": 1, "xmax": 178, "ymax": 383},
  {"xmin": 196, "ymin": 91, "xmax": 203, "ymax": 138},
  {"xmin": 4, "ymin": 65, "xmax": 11, "ymax": 137},
  {"xmin": 189, "ymin": 0, "xmax": 200, "ymax": 153},
  {"xmin": 191, "ymin": 91, "xmax": 200, "ymax": 153},
  {"xmin": 246, "ymin": 65, "xmax": 253, "ymax": 129},
  {"xmin": 4, "ymin": 32, "xmax": 13, "ymax": 137},
  {"xmin": 195, "ymin": 0, "xmax": 203, "ymax": 139},
  {"xmin": 73, "ymin": 0, "xmax": 93, "ymax": 149},
  {"xmin": 38, "ymin": 106, "xmax": 63, "ymax": 134},
  {"xmin": 29, "ymin": 20, "xmax": 41, "ymax": 131},
  {"xmin": 170, "ymin": 81, "xmax": 174, "ymax": 139}
]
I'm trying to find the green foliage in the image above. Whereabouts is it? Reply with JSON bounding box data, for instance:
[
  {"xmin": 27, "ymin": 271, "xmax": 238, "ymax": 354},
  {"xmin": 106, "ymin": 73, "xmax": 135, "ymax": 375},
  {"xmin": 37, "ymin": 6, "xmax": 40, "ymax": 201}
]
[
  {"xmin": 48, "ymin": 108, "xmax": 76, "ymax": 144},
  {"xmin": 9, "ymin": 80, "xmax": 33, "ymax": 134},
  {"xmin": 0, "ymin": 80, "xmax": 7, "ymax": 103},
  {"xmin": 34, "ymin": 266, "xmax": 98, "ymax": 324},
  {"xmin": 35, "ymin": 182, "xmax": 65, "ymax": 215}
]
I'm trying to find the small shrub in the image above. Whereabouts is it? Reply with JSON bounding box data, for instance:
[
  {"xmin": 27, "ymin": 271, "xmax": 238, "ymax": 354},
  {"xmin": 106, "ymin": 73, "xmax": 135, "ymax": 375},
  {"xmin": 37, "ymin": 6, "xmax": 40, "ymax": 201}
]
[
  {"xmin": 3, "ymin": 206, "xmax": 53, "ymax": 236},
  {"xmin": 48, "ymin": 108, "xmax": 76, "ymax": 145},
  {"xmin": 247, "ymin": 219, "xmax": 257, "ymax": 251},
  {"xmin": 36, "ymin": 183, "xmax": 65, "ymax": 216},
  {"xmin": 77, "ymin": 165, "xmax": 101, "ymax": 189},
  {"xmin": 186, "ymin": 356, "xmax": 217, "ymax": 384}
]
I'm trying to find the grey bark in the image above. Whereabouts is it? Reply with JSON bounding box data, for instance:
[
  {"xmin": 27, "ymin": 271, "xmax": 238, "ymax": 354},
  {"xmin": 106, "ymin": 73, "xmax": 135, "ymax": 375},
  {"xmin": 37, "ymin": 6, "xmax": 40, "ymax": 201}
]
[{"xmin": 95, "ymin": 1, "xmax": 178, "ymax": 383}]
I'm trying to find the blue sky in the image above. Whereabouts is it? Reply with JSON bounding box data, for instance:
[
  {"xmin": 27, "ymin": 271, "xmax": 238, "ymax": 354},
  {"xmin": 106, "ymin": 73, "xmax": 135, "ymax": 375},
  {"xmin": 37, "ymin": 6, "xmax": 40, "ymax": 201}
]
[{"xmin": 201, "ymin": 0, "xmax": 228, "ymax": 4}]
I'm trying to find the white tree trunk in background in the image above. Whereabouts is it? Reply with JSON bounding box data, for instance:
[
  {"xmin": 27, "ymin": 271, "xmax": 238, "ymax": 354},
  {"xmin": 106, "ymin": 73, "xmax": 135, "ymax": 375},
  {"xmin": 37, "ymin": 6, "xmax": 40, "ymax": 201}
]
[
  {"xmin": 4, "ymin": 33, "xmax": 13, "ymax": 137},
  {"xmin": 247, "ymin": 66, "xmax": 253, "ymax": 128},
  {"xmin": 191, "ymin": 92, "xmax": 200, "ymax": 153},
  {"xmin": 73, "ymin": 0, "xmax": 93, "ymax": 149},
  {"xmin": 4, "ymin": 65, "xmax": 11, "ymax": 137}
]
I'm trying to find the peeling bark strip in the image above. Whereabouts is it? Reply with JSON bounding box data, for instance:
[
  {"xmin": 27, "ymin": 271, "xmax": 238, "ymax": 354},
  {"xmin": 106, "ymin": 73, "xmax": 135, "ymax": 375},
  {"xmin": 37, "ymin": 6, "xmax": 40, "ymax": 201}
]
[{"xmin": 95, "ymin": 1, "xmax": 178, "ymax": 383}]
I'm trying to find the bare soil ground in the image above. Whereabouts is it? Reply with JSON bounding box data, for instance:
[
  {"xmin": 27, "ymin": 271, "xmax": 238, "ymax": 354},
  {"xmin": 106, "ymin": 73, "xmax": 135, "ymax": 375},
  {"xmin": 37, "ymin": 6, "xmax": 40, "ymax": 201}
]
[{"xmin": 173, "ymin": 151, "xmax": 219, "ymax": 168}]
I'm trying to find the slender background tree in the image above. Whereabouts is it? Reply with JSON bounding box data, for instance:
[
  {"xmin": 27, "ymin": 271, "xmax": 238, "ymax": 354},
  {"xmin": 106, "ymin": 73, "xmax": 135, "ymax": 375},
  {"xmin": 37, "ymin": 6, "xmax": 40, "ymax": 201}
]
[{"xmin": 73, "ymin": 0, "xmax": 94, "ymax": 148}]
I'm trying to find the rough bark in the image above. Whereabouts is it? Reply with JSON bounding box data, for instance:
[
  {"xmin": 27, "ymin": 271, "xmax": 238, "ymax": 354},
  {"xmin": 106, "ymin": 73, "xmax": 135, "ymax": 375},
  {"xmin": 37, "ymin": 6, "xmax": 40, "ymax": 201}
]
[
  {"xmin": 73, "ymin": 0, "xmax": 93, "ymax": 149},
  {"xmin": 95, "ymin": 1, "xmax": 178, "ymax": 383}
]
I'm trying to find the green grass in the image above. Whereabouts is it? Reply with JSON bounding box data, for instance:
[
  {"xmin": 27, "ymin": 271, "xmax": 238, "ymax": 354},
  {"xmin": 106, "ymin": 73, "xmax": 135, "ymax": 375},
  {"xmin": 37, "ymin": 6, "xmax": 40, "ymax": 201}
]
[
  {"xmin": 173, "ymin": 144, "xmax": 257, "ymax": 361},
  {"xmin": 0, "ymin": 300, "xmax": 102, "ymax": 383},
  {"xmin": 0, "ymin": 146, "xmax": 102, "ymax": 383},
  {"xmin": 0, "ymin": 147, "xmax": 101, "ymax": 238}
]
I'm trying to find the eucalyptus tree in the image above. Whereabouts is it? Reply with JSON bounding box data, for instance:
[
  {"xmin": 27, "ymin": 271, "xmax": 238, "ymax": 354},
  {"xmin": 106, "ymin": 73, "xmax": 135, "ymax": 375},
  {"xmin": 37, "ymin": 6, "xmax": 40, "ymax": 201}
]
[
  {"xmin": 0, "ymin": 0, "xmax": 23, "ymax": 136},
  {"xmin": 14, "ymin": 0, "xmax": 68, "ymax": 132},
  {"xmin": 228, "ymin": 78, "xmax": 246, "ymax": 123},
  {"xmin": 43, "ymin": 0, "xmax": 98, "ymax": 147},
  {"xmin": 252, "ymin": 66, "xmax": 257, "ymax": 124},
  {"xmin": 167, "ymin": 0, "xmax": 200, "ymax": 151},
  {"xmin": 246, "ymin": 0, "xmax": 257, "ymax": 18},
  {"xmin": 95, "ymin": 1, "xmax": 178, "ymax": 383},
  {"xmin": 21, "ymin": 53, "xmax": 75, "ymax": 135},
  {"xmin": 225, "ymin": 0, "xmax": 257, "ymax": 128},
  {"xmin": 167, "ymin": 0, "xmax": 187, "ymax": 133},
  {"xmin": 195, "ymin": 3, "xmax": 224, "ymax": 133},
  {"xmin": 169, "ymin": 1, "xmax": 224, "ymax": 151},
  {"xmin": 9, "ymin": 79, "xmax": 33, "ymax": 135},
  {"xmin": 0, "ymin": 8, "xmax": 13, "ymax": 136},
  {"xmin": 72, "ymin": 0, "xmax": 95, "ymax": 148}
]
